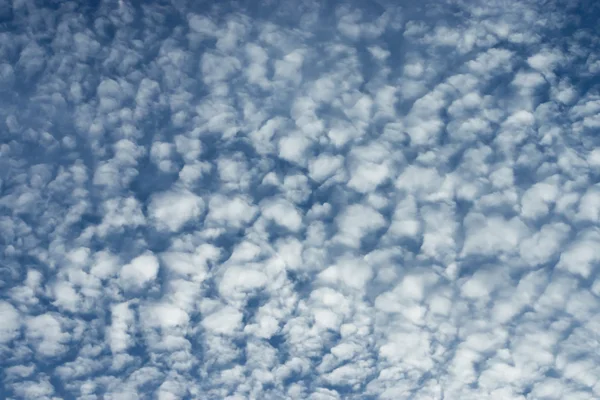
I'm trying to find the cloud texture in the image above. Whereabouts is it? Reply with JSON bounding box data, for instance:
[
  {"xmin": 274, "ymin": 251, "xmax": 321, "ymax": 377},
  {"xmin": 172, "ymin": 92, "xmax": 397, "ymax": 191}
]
[{"xmin": 1, "ymin": 0, "xmax": 600, "ymax": 398}]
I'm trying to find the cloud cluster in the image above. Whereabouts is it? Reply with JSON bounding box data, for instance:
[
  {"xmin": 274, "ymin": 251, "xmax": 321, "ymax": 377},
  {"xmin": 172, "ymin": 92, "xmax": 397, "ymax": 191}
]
[{"xmin": 1, "ymin": 0, "xmax": 600, "ymax": 398}]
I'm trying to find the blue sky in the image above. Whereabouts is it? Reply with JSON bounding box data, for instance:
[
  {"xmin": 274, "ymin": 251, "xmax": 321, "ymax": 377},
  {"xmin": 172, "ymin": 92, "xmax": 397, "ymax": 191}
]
[{"xmin": 1, "ymin": 0, "xmax": 600, "ymax": 398}]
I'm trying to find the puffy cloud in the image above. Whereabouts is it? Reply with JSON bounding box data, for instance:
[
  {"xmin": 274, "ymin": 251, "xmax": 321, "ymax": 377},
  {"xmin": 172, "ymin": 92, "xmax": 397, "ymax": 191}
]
[
  {"xmin": 119, "ymin": 252, "xmax": 160, "ymax": 289},
  {"xmin": 1, "ymin": 0, "xmax": 599, "ymax": 398},
  {"xmin": 317, "ymin": 256, "xmax": 373, "ymax": 291},
  {"xmin": 0, "ymin": 301, "xmax": 20, "ymax": 344},
  {"xmin": 25, "ymin": 313, "xmax": 71, "ymax": 358},
  {"xmin": 97, "ymin": 196, "xmax": 146, "ymax": 236},
  {"xmin": 206, "ymin": 195, "xmax": 258, "ymax": 228},
  {"xmin": 260, "ymin": 198, "xmax": 304, "ymax": 232},
  {"xmin": 462, "ymin": 212, "xmax": 529, "ymax": 257},
  {"xmin": 308, "ymin": 153, "xmax": 345, "ymax": 183},
  {"xmin": 346, "ymin": 142, "xmax": 392, "ymax": 193},
  {"xmin": 148, "ymin": 189, "xmax": 205, "ymax": 232},
  {"xmin": 334, "ymin": 203, "xmax": 386, "ymax": 248},
  {"xmin": 141, "ymin": 302, "xmax": 190, "ymax": 329},
  {"xmin": 519, "ymin": 222, "xmax": 571, "ymax": 266},
  {"xmin": 395, "ymin": 165, "xmax": 443, "ymax": 197},
  {"xmin": 202, "ymin": 305, "xmax": 244, "ymax": 336},
  {"xmin": 557, "ymin": 229, "xmax": 600, "ymax": 278},
  {"xmin": 108, "ymin": 301, "xmax": 135, "ymax": 353},
  {"xmin": 219, "ymin": 265, "xmax": 268, "ymax": 300}
]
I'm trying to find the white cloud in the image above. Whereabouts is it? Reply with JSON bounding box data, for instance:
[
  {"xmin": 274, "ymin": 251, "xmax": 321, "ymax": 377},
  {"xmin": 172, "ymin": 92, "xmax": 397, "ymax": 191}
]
[
  {"xmin": 141, "ymin": 302, "xmax": 190, "ymax": 329},
  {"xmin": 334, "ymin": 203, "xmax": 386, "ymax": 248},
  {"xmin": 274, "ymin": 50, "xmax": 304, "ymax": 84},
  {"xmin": 0, "ymin": 301, "xmax": 20, "ymax": 344},
  {"xmin": 519, "ymin": 223, "xmax": 571, "ymax": 266},
  {"xmin": 317, "ymin": 256, "xmax": 373, "ymax": 291},
  {"xmin": 160, "ymin": 245, "xmax": 217, "ymax": 282},
  {"xmin": 2, "ymin": 1, "xmax": 599, "ymax": 398},
  {"xmin": 347, "ymin": 142, "xmax": 391, "ymax": 193},
  {"xmin": 527, "ymin": 49, "xmax": 564, "ymax": 75},
  {"xmin": 188, "ymin": 14, "xmax": 218, "ymax": 37},
  {"xmin": 395, "ymin": 165, "xmax": 443, "ymax": 196},
  {"xmin": 308, "ymin": 153, "xmax": 345, "ymax": 183},
  {"xmin": 467, "ymin": 48, "xmax": 514, "ymax": 75},
  {"xmin": 260, "ymin": 198, "xmax": 303, "ymax": 232},
  {"xmin": 150, "ymin": 140, "xmax": 177, "ymax": 173},
  {"xmin": 51, "ymin": 280, "xmax": 81, "ymax": 313},
  {"xmin": 206, "ymin": 195, "xmax": 258, "ymax": 228},
  {"xmin": 386, "ymin": 195, "xmax": 421, "ymax": 239},
  {"xmin": 202, "ymin": 305, "xmax": 244, "ymax": 336},
  {"xmin": 220, "ymin": 265, "xmax": 268, "ymax": 299},
  {"xmin": 12, "ymin": 376, "xmax": 55, "ymax": 400},
  {"xmin": 462, "ymin": 213, "xmax": 529, "ymax": 257},
  {"xmin": 108, "ymin": 301, "xmax": 135, "ymax": 353},
  {"xmin": 97, "ymin": 196, "xmax": 146, "ymax": 237},
  {"xmin": 576, "ymin": 185, "xmax": 600, "ymax": 222},
  {"xmin": 556, "ymin": 229, "xmax": 600, "ymax": 278},
  {"xmin": 201, "ymin": 52, "xmax": 241, "ymax": 85},
  {"xmin": 119, "ymin": 252, "xmax": 160, "ymax": 289},
  {"xmin": 148, "ymin": 189, "xmax": 205, "ymax": 232},
  {"xmin": 26, "ymin": 313, "xmax": 70, "ymax": 358},
  {"xmin": 520, "ymin": 179, "xmax": 560, "ymax": 220}
]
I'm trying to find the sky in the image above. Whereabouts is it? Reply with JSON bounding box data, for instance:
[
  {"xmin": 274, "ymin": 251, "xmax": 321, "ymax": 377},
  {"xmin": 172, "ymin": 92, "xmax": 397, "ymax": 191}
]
[{"xmin": 1, "ymin": 0, "xmax": 600, "ymax": 398}]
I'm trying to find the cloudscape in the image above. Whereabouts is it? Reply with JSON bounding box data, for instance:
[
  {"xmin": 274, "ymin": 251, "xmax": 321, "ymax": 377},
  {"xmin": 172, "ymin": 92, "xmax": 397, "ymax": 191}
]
[{"xmin": 1, "ymin": 0, "xmax": 600, "ymax": 398}]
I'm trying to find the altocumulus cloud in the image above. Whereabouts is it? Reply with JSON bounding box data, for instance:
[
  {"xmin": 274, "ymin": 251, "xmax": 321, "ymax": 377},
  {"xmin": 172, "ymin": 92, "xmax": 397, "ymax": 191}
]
[{"xmin": 1, "ymin": 0, "xmax": 600, "ymax": 398}]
